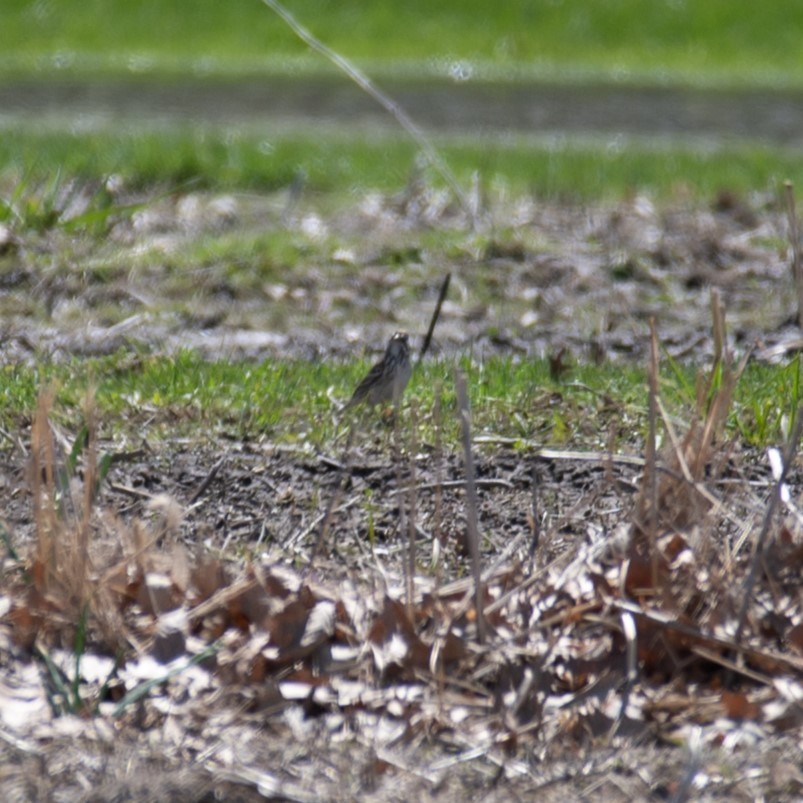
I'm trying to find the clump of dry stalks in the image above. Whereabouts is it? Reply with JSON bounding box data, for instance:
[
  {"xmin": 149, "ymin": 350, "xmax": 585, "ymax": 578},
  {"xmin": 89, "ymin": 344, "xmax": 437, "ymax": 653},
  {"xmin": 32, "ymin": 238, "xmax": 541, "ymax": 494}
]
[
  {"xmin": 632, "ymin": 292, "xmax": 747, "ymax": 586},
  {"xmin": 25, "ymin": 390, "xmax": 125, "ymax": 652},
  {"xmin": 625, "ymin": 292, "xmax": 803, "ymax": 688}
]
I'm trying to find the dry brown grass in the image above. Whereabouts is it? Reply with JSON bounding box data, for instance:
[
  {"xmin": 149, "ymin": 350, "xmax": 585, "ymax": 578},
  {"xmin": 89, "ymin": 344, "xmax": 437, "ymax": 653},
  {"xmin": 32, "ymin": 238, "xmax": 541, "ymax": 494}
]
[{"xmin": 2, "ymin": 313, "xmax": 803, "ymax": 801}]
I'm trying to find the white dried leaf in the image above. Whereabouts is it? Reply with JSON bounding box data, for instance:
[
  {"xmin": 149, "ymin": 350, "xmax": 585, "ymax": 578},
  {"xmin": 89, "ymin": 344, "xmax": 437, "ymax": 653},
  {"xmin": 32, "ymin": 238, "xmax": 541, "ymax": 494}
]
[
  {"xmin": 371, "ymin": 633, "xmax": 409, "ymax": 673},
  {"xmin": 279, "ymin": 681, "xmax": 312, "ymax": 701},
  {"xmin": 301, "ymin": 601, "xmax": 335, "ymax": 648}
]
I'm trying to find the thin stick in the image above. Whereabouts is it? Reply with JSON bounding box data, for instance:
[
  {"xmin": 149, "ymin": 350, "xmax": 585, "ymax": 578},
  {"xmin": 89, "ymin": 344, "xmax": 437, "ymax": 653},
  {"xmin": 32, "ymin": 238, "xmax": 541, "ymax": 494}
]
[
  {"xmin": 732, "ymin": 407, "xmax": 803, "ymax": 651},
  {"xmin": 611, "ymin": 598, "xmax": 803, "ymax": 674},
  {"xmin": 418, "ymin": 273, "xmax": 451, "ymax": 365},
  {"xmin": 406, "ymin": 406, "xmax": 418, "ymax": 617},
  {"xmin": 259, "ymin": 1, "xmax": 475, "ymax": 225},
  {"xmin": 528, "ymin": 461, "xmax": 541, "ymax": 564},
  {"xmin": 432, "ymin": 384, "xmax": 444, "ymax": 577},
  {"xmin": 389, "ymin": 477, "xmax": 513, "ymax": 495},
  {"xmin": 784, "ymin": 181, "xmax": 803, "ymax": 329},
  {"xmin": 455, "ymin": 368, "xmax": 485, "ymax": 643},
  {"xmin": 188, "ymin": 457, "xmax": 225, "ymax": 504},
  {"xmin": 288, "ymin": 494, "xmax": 361, "ymax": 548},
  {"xmin": 77, "ymin": 392, "xmax": 96, "ymax": 595},
  {"xmin": 608, "ymin": 611, "xmax": 637, "ymax": 741},
  {"xmin": 390, "ymin": 401, "xmax": 412, "ymax": 616},
  {"xmin": 645, "ymin": 318, "xmax": 660, "ymax": 588}
]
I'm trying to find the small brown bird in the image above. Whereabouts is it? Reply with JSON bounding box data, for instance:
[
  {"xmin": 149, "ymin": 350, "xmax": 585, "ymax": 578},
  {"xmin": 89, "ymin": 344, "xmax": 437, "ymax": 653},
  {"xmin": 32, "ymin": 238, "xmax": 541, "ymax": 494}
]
[{"xmin": 345, "ymin": 331, "xmax": 412, "ymax": 411}]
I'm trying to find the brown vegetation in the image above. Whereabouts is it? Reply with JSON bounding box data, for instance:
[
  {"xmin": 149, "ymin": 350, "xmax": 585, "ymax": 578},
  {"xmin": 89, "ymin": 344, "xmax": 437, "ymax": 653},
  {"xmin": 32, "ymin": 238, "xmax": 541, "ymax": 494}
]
[{"xmin": 2, "ymin": 311, "xmax": 802, "ymax": 802}]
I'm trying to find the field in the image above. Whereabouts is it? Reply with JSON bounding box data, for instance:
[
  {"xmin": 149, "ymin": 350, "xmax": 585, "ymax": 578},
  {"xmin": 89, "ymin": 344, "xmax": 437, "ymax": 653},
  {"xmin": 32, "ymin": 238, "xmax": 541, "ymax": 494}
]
[
  {"xmin": 4, "ymin": 0, "xmax": 803, "ymax": 86},
  {"xmin": 2, "ymin": 3, "xmax": 803, "ymax": 801}
]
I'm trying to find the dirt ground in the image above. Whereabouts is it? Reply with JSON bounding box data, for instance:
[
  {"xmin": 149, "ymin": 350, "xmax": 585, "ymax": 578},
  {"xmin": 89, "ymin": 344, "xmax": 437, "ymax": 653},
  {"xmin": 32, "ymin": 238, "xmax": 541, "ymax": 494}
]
[
  {"xmin": 2, "ymin": 432, "xmax": 802, "ymax": 801},
  {"xmin": 2, "ymin": 188, "xmax": 803, "ymax": 801},
  {"xmin": 1, "ymin": 178, "xmax": 802, "ymax": 366}
]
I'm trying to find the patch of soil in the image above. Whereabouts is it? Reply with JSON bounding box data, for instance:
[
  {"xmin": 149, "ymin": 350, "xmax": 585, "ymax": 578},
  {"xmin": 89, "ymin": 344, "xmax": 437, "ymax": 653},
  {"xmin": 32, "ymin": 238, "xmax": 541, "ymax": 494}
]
[
  {"xmin": 2, "ymin": 418, "xmax": 802, "ymax": 801},
  {"xmin": 1, "ymin": 185, "xmax": 800, "ymax": 365}
]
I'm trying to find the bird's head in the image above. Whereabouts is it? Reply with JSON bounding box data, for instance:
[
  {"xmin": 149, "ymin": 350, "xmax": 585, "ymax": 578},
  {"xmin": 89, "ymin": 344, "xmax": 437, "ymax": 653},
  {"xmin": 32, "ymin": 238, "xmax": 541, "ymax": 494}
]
[{"xmin": 387, "ymin": 331, "xmax": 410, "ymax": 357}]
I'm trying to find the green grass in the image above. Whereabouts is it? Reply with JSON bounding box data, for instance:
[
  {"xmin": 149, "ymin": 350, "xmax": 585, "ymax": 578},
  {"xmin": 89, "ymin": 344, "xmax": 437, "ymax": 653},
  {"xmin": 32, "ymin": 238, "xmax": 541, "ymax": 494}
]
[
  {"xmin": 3, "ymin": 0, "xmax": 803, "ymax": 87},
  {"xmin": 2, "ymin": 125, "xmax": 801, "ymax": 206},
  {"xmin": 2, "ymin": 351, "xmax": 800, "ymax": 451}
]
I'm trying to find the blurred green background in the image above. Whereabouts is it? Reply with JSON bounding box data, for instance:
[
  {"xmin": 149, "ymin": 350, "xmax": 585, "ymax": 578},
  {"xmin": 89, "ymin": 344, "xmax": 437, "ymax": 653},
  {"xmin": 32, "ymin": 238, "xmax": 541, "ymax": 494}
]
[
  {"xmin": 3, "ymin": 0, "xmax": 803, "ymax": 86},
  {"xmin": 2, "ymin": 1, "xmax": 803, "ymax": 202}
]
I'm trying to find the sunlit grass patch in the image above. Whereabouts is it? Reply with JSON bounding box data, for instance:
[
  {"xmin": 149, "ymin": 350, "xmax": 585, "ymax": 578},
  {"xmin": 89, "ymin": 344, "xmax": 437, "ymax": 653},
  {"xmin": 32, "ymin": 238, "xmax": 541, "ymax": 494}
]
[{"xmin": 1, "ymin": 350, "xmax": 800, "ymax": 451}]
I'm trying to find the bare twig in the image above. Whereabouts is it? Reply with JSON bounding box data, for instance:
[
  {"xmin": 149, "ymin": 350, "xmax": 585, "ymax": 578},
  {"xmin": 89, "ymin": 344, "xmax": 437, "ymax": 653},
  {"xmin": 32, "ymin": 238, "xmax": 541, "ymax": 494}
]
[
  {"xmin": 455, "ymin": 368, "xmax": 485, "ymax": 643},
  {"xmin": 109, "ymin": 482, "xmax": 156, "ymax": 501},
  {"xmin": 655, "ymin": 396, "xmax": 726, "ymax": 520},
  {"xmin": 732, "ymin": 406, "xmax": 803, "ymax": 655},
  {"xmin": 611, "ymin": 599, "xmax": 803, "ymax": 675},
  {"xmin": 389, "ymin": 477, "xmax": 513, "ymax": 495},
  {"xmin": 609, "ymin": 611, "xmax": 637, "ymax": 740},
  {"xmin": 432, "ymin": 384, "xmax": 445, "ymax": 575},
  {"xmin": 187, "ymin": 577, "xmax": 260, "ymax": 623},
  {"xmin": 690, "ymin": 646, "xmax": 772, "ymax": 685},
  {"xmin": 640, "ymin": 318, "xmax": 661, "ymax": 587},
  {"xmin": 188, "ymin": 456, "xmax": 225, "ymax": 504},
  {"xmin": 418, "ymin": 273, "xmax": 451, "ymax": 364},
  {"xmin": 473, "ymin": 439, "xmax": 648, "ymax": 466},
  {"xmin": 77, "ymin": 393, "xmax": 97, "ymax": 589},
  {"xmin": 406, "ymin": 406, "xmax": 418, "ymax": 616},
  {"xmin": 386, "ymin": 402, "xmax": 413, "ymax": 613},
  {"xmin": 289, "ymin": 494, "xmax": 361, "ymax": 548},
  {"xmin": 528, "ymin": 461, "xmax": 541, "ymax": 563}
]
